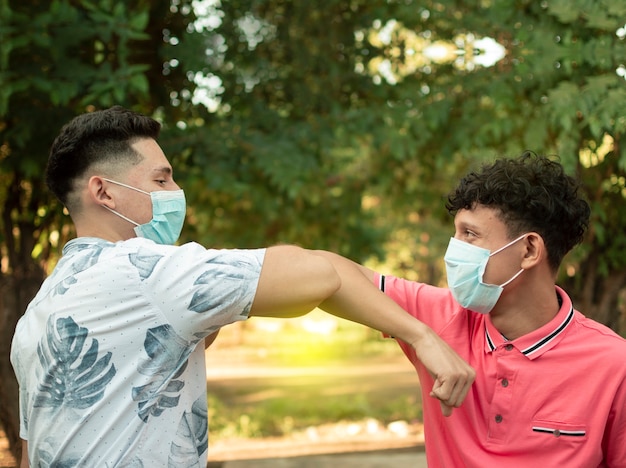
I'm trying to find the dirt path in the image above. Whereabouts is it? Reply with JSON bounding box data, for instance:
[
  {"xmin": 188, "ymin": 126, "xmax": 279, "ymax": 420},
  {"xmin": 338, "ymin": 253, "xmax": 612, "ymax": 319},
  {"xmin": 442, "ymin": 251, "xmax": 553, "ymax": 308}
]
[{"xmin": 204, "ymin": 348, "xmax": 425, "ymax": 462}]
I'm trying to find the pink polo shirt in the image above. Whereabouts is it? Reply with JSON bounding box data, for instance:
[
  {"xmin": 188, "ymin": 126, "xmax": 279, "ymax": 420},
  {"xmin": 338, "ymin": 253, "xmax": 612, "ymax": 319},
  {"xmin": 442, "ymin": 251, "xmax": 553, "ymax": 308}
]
[{"xmin": 377, "ymin": 275, "xmax": 626, "ymax": 467}]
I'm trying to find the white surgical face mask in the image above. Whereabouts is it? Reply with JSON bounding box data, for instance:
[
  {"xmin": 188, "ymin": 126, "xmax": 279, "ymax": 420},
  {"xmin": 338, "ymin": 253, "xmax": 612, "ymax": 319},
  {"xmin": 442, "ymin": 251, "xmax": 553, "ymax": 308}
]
[
  {"xmin": 443, "ymin": 234, "xmax": 527, "ymax": 314},
  {"xmin": 102, "ymin": 178, "xmax": 186, "ymax": 245}
]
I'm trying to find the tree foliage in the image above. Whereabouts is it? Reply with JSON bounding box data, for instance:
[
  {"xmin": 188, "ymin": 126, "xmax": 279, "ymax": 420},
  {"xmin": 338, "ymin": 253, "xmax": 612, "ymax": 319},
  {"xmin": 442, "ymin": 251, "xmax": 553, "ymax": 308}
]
[{"xmin": 1, "ymin": 0, "xmax": 626, "ymax": 460}]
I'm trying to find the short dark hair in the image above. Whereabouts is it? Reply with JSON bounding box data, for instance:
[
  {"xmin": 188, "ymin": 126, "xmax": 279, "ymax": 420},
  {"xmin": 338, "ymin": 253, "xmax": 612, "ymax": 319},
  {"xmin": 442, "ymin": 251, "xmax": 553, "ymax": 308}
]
[
  {"xmin": 45, "ymin": 106, "xmax": 161, "ymax": 209},
  {"xmin": 446, "ymin": 152, "xmax": 590, "ymax": 270}
]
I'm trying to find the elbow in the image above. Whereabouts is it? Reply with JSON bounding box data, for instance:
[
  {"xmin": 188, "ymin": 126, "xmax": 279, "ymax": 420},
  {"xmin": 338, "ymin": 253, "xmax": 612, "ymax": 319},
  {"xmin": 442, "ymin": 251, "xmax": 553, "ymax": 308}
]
[
  {"xmin": 299, "ymin": 253, "xmax": 341, "ymax": 314},
  {"xmin": 309, "ymin": 250, "xmax": 341, "ymax": 299},
  {"xmin": 324, "ymin": 260, "xmax": 342, "ymax": 298}
]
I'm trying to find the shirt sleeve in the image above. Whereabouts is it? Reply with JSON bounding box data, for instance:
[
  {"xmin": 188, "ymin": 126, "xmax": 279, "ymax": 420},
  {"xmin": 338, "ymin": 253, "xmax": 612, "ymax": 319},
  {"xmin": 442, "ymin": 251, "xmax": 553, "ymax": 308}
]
[
  {"xmin": 135, "ymin": 242, "xmax": 265, "ymax": 343},
  {"xmin": 374, "ymin": 273, "xmax": 460, "ymax": 334}
]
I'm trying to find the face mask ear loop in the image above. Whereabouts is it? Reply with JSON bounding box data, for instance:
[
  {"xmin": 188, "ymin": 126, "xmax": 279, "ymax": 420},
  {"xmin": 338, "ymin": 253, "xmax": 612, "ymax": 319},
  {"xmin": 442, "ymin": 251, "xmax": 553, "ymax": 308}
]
[
  {"xmin": 489, "ymin": 233, "xmax": 527, "ymax": 257},
  {"xmin": 101, "ymin": 178, "xmax": 150, "ymax": 196},
  {"xmin": 488, "ymin": 233, "xmax": 527, "ymax": 288},
  {"xmin": 500, "ymin": 268, "xmax": 524, "ymax": 288},
  {"xmin": 102, "ymin": 205, "xmax": 140, "ymax": 227},
  {"xmin": 100, "ymin": 178, "xmax": 149, "ymax": 227}
]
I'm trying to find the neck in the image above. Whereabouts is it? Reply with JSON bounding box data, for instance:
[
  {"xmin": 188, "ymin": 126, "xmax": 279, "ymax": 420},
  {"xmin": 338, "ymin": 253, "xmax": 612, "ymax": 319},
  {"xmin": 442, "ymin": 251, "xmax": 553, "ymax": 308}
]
[
  {"xmin": 489, "ymin": 277, "xmax": 560, "ymax": 340},
  {"xmin": 75, "ymin": 212, "xmax": 137, "ymax": 243}
]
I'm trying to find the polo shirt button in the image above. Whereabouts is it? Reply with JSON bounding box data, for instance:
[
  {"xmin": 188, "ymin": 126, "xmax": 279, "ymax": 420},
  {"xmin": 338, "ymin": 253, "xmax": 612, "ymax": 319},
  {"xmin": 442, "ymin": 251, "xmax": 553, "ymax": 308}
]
[
  {"xmin": 553, "ymin": 430, "xmax": 561, "ymax": 437},
  {"xmin": 505, "ymin": 344, "xmax": 514, "ymax": 351},
  {"xmin": 501, "ymin": 378, "xmax": 509, "ymax": 387},
  {"xmin": 495, "ymin": 414, "xmax": 503, "ymax": 423}
]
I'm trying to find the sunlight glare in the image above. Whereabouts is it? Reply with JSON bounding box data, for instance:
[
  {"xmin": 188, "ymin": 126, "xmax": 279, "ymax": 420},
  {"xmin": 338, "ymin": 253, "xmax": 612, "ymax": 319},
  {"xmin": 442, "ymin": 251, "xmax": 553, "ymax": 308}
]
[{"xmin": 300, "ymin": 314, "xmax": 338, "ymax": 335}]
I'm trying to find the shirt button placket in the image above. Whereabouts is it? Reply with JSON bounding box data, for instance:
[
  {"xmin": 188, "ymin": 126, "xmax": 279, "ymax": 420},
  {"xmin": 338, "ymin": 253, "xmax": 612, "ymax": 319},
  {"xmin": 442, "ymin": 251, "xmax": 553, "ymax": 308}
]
[{"xmin": 488, "ymin": 344, "xmax": 517, "ymax": 441}]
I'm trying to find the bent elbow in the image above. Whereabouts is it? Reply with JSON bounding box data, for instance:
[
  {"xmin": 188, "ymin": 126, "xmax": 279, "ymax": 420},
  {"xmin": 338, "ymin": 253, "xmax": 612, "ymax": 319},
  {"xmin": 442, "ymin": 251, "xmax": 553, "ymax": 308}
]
[
  {"xmin": 300, "ymin": 253, "xmax": 341, "ymax": 307},
  {"xmin": 322, "ymin": 259, "xmax": 342, "ymax": 298}
]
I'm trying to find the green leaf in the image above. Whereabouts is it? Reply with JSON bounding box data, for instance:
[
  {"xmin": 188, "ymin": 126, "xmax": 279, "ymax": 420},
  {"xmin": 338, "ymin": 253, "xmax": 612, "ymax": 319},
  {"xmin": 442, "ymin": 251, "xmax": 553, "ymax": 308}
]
[{"xmin": 129, "ymin": 74, "xmax": 150, "ymax": 94}]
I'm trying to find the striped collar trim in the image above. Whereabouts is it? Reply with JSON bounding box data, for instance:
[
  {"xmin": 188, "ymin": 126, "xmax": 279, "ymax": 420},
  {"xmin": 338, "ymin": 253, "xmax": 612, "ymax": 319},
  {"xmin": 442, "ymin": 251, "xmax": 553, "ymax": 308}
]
[{"xmin": 485, "ymin": 288, "xmax": 575, "ymax": 359}]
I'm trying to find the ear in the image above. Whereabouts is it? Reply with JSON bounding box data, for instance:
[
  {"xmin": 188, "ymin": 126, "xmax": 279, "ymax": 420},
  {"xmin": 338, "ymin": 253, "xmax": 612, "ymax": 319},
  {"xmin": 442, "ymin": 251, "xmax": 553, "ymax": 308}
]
[
  {"xmin": 520, "ymin": 232, "xmax": 545, "ymax": 270},
  {"xmin": 87, "ymin": 176, "xmax": 116, "ymax": 209}
]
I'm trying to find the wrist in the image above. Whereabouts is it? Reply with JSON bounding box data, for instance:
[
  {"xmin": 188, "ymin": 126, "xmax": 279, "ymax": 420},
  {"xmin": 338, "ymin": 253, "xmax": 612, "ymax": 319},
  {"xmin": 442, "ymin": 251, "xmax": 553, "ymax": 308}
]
[{"xmin": 403, "ymin": 320, "xmax": 432, "ymax": 351}]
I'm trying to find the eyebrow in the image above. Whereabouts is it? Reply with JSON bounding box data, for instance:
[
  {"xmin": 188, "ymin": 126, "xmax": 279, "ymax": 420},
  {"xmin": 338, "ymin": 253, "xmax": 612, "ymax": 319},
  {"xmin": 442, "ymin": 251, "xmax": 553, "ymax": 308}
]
[
  {"xmin": 152, "ymin": 166, "xmax": 173, "ymax": 176},
  {"xmin": 461, "ymin": 221, "xmax": 480, "ymax": 230},
  {"xmin": 455, "ymin": 219, "xmax": 482, "ymax": 234}
]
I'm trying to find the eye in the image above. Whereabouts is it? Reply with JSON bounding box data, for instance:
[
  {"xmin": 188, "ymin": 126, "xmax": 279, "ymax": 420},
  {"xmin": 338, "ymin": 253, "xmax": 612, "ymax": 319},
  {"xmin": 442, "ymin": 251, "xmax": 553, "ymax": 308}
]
[
  {"xmin": 156, "ymin": 179, "xmax": 167, "ymax": 185},
  {"xmin": 453, "ymin": 230, "xmax": 472, "ymax": 241}
]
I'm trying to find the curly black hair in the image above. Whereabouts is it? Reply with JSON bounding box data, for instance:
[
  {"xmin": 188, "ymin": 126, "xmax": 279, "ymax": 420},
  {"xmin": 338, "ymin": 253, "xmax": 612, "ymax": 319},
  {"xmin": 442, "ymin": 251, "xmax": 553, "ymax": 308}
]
[
  {"xmin": 446, "ymin": 152, "xmax": 590, "ymax": 270},
  {"xmin": 46, "ymin": 106, "xmax": 161, "ymax": 210}
]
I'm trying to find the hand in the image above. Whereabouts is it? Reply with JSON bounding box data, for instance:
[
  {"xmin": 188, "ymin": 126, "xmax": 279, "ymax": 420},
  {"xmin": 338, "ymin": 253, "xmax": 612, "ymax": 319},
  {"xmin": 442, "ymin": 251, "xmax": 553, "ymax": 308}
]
[{"xmin": 411, "ymin": 328, "xmax": 475, "ymax": 417}]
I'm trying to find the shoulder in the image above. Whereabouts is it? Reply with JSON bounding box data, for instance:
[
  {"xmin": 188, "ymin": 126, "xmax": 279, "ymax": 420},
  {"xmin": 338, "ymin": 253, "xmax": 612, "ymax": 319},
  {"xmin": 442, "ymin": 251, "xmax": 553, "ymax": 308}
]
[
  {"xmin": 573, "ymin": 311, "xmax": 626, "ymax": 348},
  {"xmin": 121, "ymin": 239, "xmax": 265, "ymax": 265},
  {"xmin": 568, "ymin": 311, "xmax": 626, "ymax": 379},
  {"xmin": 120, "ymin": 240, "xmax": 266, "ymax": 286}
]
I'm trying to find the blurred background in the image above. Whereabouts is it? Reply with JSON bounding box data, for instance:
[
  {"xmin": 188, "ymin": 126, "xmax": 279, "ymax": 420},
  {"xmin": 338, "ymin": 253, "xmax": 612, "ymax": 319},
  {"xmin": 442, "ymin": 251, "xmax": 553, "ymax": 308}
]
[{"xmin": 1, "ymin": 0, "xmax": 625, "ymax": 464}]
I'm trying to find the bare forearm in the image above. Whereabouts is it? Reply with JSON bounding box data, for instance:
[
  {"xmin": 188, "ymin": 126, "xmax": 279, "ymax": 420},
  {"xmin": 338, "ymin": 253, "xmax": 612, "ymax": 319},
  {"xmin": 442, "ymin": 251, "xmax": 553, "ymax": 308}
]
[
  {"xmin": 312, "ymin": 250, "xmax": 475, "ymax": 415},
  {"xmin": 311, "ymin": 250, "xmax": 429, "ymax": 345}
]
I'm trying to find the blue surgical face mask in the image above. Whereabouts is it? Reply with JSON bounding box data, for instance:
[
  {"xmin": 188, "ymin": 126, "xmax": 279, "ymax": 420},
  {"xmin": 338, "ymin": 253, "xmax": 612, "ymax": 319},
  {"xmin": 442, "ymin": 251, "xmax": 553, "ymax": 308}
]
[
  {"xmin": 443, "ymin": 234, "xmax": 527, "ymax": 314},
  {"xmin": 102, "ymin": 178, "xmax": 186, "ymax": 245}
]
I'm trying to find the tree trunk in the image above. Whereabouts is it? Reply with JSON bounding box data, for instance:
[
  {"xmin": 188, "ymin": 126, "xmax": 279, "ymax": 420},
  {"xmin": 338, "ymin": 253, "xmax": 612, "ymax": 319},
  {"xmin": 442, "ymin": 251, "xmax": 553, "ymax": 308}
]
[
  {"xmin": 0, "ymin": 269, "xmax": 45, "ymax": 462},
  {"xmin": 563, "ymin": 251, "xmax": 626, "ymax": 338}
]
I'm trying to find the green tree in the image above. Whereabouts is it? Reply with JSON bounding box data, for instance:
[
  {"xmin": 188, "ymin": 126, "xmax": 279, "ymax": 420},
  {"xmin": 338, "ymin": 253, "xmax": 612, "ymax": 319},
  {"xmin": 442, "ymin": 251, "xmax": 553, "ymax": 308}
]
[
  {"xmin": 173, "ymin": 0, "xmax": 626, "ymax": 335},
  {"xmin": 164, "ymin": 1, "xmax": 390, "ymax": 256},
  {"xmin": 352, "ymin": 0, "xmax": 626, "ymax": 332}
]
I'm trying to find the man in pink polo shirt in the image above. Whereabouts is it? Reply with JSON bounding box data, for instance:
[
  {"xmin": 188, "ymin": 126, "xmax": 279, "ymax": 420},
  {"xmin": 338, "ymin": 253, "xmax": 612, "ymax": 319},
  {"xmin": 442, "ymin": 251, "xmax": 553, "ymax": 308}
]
[{"xmin": 317, "ymin": 153, "xmax": 626, "ymax": 467}]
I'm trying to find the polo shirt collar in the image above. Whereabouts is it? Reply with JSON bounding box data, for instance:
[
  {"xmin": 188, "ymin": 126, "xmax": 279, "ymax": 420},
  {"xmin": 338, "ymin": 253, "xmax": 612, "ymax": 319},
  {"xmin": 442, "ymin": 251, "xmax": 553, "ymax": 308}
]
[{"xmin": 484, "ymin": 286, "xmax": 575, "ymax": 360}]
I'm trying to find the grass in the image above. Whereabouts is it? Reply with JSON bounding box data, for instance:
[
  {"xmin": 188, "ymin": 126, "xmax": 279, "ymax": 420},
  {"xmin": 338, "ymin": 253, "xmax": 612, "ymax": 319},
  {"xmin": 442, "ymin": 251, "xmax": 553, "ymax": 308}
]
[
  {"xmin": 208, "ymin": 387, "xmax": 422, "ymax": 440},
  {"xmin": 205, "ymin": 313, "xmax": 423, "ymax": 440}
]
